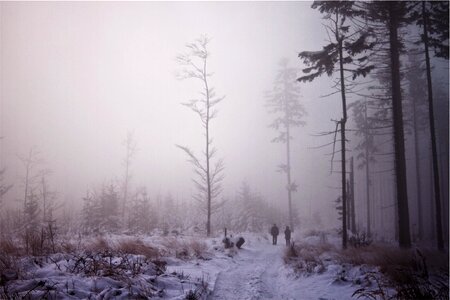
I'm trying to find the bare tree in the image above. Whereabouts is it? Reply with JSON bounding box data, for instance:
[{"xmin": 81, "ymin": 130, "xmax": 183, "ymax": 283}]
[
  {"xmin": 176, "ymin": 35, "xmax": 225, "ymax": 236},
  {"xmin": 266, "ymin": 58, "xmax": 306, "ymax": 231},
  {"xmin": 121, "ymin": 130, "xmax": 137, "ymax": 220}
]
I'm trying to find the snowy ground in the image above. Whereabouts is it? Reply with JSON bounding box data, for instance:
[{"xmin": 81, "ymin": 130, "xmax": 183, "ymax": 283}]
[
  {"xmin": 1, "ymin": 231, "xmax": 447, "ymax": 299},
  {"xmin": 166, "ymin": 233, "xmax": 368, "ymax": 300}
]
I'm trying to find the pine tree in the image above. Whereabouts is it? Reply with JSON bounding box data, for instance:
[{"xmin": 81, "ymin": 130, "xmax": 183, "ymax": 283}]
[
  {"xmin": 298, "ymin": 1, "xmax": 374, "ymax": 248},
  {"xmin": 365, "ymin": 1, "xmax": 412, "ymax": 248},
  {"xmin": 266, "ymin": 58, "xmax": 306, "ymax": 231},
  {"xmin": 409, "ymin": 0, "xmax": 449, "ymax": 250}
]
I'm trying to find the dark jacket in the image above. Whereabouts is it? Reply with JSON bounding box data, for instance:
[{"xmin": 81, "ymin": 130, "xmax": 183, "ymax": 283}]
[
  {"xmin": 271, "ymin": 225, "xmax": 279, "ymax": 236},
  {"xmin": 284, "ymin": 227, "xmax": 291, "ymax": 239}
]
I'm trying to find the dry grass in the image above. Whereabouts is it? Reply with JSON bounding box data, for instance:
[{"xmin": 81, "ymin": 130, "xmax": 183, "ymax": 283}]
[
  {"xmin": 338, "ymin": 244, "xmax": 447, "ymax": 270},
  {"xmin": 85, "ymin": 236, "xmax": 110, "ymax": 252},
  {"xmin": 0, "ymin": 236, "xmax": 20, "ymax": 255},
  {"xmin": 339, "ymin": 244, "xmax": 449, "ymax": 287},
  {"xmin": 116, "ymin": 239, "xmax": 160, "ymax": 259},
  {"xmin": 58, "ymin": 240, "xmax": 78, "ymax": 253},
  {"xmin": 284, "ymin": 241, "xmax": 335, "ymax": 274},
  {"xmin": 188, "ymin": 240, "xmax": 209, "ymax": 259},
  {"xmin": 161, "ymin": 238, "xmax": 209, "ymax": 260},
  {"xmin": 346, "ymin": 245, "xmax": 449, "ymax": 299}
]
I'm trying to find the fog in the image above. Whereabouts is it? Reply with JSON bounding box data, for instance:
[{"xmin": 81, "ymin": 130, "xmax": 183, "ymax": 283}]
[{"xmin": 0, "ymin": 1, "xmax": 448, "ymax": 238}]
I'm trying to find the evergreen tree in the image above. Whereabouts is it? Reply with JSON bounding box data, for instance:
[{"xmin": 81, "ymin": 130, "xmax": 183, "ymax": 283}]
[
  {"xmin": 298, "ymin": 1, "xmax": 374, "ymax": 248},
  {"xmin": 365, "ymin": 1, "xmax": 412, "ymax": 248},
  {"xmin": 266, "ymin": 58, "xmax": 306, "ymax": 231},
  {"xmin": 99, "ymin": 184, "xmax": 121, "ymax": 233},
  {"xmin": 409, "ymin": 0, "xmax": 449, "ymax": 250}
]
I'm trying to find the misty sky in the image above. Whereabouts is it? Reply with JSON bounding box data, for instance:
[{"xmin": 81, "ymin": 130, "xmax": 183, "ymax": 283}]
[{"xmin": 1, "ymin": 2, "xmax": 364, "ymax": 224}]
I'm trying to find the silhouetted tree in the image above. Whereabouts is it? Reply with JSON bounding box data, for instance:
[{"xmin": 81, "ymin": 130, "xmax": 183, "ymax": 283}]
[
  {"xmin": 405, "ymin": 52, "xmax": 428, "ymax": 241},
  {"xmin": 298, "ymin": 1, "xmax": 374, "ymax": 248},
  {"xmin": 176, "ymin": 36, "xmax": 225, "ymax": 236},
  {"xmin": 266, "ymin": 58, "xmax": 306, "ymax": 231},
  {"xmin": 350, "ymin": 100, "xmax": 379, "ymax": 236},
  {"xmin": 410, "ymin": 0, "xmax": 449, "ymax": 250},
  {"xmin": 365, "ymin": 0, "xmax": 412, "ymax": 248}
]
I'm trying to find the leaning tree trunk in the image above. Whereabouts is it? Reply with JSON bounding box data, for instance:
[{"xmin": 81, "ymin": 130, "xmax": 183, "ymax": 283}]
[
  {"xmin": 388, "ymin": 2, "xmax": 411, "ymax": 248},
  {"xmin": 422, "ymin": 1, "xmax": 444, "ymax": 251}
]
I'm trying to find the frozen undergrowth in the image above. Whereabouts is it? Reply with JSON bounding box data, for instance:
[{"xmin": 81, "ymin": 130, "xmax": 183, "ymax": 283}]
[
  {"xmin": 1, "ymin": 231, "xmax": 448, "ymax": 299},
  {"xmin": 284, "ymin": 230, "xmax": 449, "ymax": 300},
  {"xmin": 0, "ymin": 234, "xmax": 216, "ymax": 299}
]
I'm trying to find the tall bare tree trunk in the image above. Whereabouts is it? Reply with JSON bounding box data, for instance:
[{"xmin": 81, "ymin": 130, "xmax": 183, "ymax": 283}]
[
  {"xmin": 336, "ymin": 16, "xmax": 347, "ymax": 249},
  {"xmin": 388, "ymin": 2, "xmax": 411, "ymax": 248},
  {"xmin": 412, "ymin": 93, "xmax": 423, "ymax": 240},
  {"xmin": 350, "ymin": 156, "xmax": 356, "ymax": 233},
  {"xmin": 286, "ymin": 121, "xmax": 293, "ymax": 231},
  {"xmin": 422, "ymin": 1, "xmax": 444, "ymax": 251},
  {"xmin": 203, "ymin": 58, "xmax": 212, "ymax": 237},
  {"xmin": 364, "ymin": 103, "xmax": 371, "ymax": 237}
]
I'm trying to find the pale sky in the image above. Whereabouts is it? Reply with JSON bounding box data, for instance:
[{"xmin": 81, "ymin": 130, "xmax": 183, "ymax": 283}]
[{"xmin": 1, "ymin": 1, "xmax": 355, "ymax": 226}]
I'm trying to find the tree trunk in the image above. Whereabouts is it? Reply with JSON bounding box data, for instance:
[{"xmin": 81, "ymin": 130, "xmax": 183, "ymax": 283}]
[
  {"xmin": 340, "ymin": 121, "xmax": 347, "ymax": 249},
  {"xmin": 204, "ymin": 59, "xmax": 212, "ymax": 237},
  {"xmin": 364, "ymin": 103, "xmax": 371, "ymax": 237},
  {"xmin": 412, "ymin": 88, "xmax": 423, "ymax": 240},
  {"xmin": 422, "ymin": 1, "xmax": 444, "ymax": 251},
  {"xmin": 336, "ymin": 15, "xmax": 347, "ymax": 249},
  {"xmin": 388, "ymin": 2, "xmax": 411, "ymax": 248},
  {"xmin": 286, "ymin": 122, "xmax": 294, "ymax": 231},
  {"xmin": 350, "ymin": 156, "xmax": 356, "ymax": 233}
]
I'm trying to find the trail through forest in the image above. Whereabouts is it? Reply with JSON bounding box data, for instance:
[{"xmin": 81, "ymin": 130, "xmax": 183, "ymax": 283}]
[
  {"xmin": 204, "ymin": 235, "xmax": 356, "ymax": 300},
  {"xmin": 209, "ymin": 240, "xmax": 281, "ymax": 299}
]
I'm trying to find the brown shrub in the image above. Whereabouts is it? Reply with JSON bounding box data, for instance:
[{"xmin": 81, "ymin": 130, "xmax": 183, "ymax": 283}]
[
  {"xmin": 284, "ymin": 241, "xmax": 332, "ymax": 274},
  {"xmin": 86, "ymin": 236, "xmax": 110, "ymax": 252},
  {"xmin": 161, "ymin": 238, "xmax": 209, "ymax": 260},
  {"xmin": 188, "ymin": 240, "xmax": 208, "ymax": 259},
  {"xmin": 58, "ymin": 241, "xmax": 78, "ymax": 253},
  {"xmin": 116, "ymin": 239, "xmax": 160, "ymax": 259},
  {"xmin": 0, "ymin": 237, "xmax": 20, "ymax": 255}
]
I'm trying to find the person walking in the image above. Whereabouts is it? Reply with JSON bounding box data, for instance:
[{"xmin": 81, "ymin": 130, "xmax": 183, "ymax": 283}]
[
  {"xmin": 284, "ymin": 226, "xmax": 291, "ymax": 246},
  {"xmin": 270, "ymin": 224, "xmax": 279, "ymax": 245}
]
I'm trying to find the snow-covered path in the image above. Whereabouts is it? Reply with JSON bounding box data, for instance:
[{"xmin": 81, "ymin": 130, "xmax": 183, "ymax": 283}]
[
  {"xmin": 209, "ymin": 242, "xmax": 283, "ymax": 299},
  {"xmin": 167, "ymin": 234, "xmax": 360, "ymax": 300}
]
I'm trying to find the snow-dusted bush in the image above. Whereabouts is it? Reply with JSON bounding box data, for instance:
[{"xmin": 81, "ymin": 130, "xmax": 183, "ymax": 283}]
[
  {"xmin": 161, "ymin": 237, "xmax": 210, "ymax": 260},
  {"xmin": 116, "ymin": 238, "xmax": 160, "ymax": 259}
]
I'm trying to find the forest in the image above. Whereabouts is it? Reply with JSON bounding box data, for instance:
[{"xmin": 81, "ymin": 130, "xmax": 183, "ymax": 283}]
[{"xmin": 0, "ymin": 1, "xmax": 448, "ymax": 299}]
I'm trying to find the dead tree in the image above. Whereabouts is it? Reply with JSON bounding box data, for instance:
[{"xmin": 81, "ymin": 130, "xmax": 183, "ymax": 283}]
[{"xmin": 176, "ymin": 36, "xmax": 225, "ymax": 236}]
